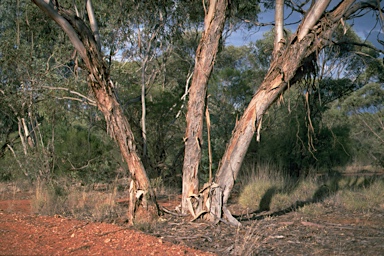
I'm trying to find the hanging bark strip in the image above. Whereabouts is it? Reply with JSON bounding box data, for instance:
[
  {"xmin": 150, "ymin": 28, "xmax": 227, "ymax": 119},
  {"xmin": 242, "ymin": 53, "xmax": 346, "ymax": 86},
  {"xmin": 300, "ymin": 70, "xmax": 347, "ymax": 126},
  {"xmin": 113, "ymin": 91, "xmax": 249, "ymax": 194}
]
[
  {"xmin": 32, "ymin": 0, "xmax": 158, "ymax": 224},
  {"xmin": 182, "ymin": 0, "xmax": 229, "ymax": 214}
]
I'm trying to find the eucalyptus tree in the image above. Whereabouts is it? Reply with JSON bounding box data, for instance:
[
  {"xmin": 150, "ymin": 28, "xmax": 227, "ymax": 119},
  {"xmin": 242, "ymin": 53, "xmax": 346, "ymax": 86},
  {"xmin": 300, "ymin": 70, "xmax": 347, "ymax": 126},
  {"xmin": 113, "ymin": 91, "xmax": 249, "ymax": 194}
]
[
  {"xmin": 31, "ymin": 0, "xmax": 162, "ymax": 223},
  {"xmin": 181, "ymin": 0, "xmax": 261, "ymax": 216},
  {"xmin": 251, "ymin": 26, "xmax": 381, "ymax": 173},
  {"xmin": 201, "ymin": 0, "xmax": 384, "ymax": 226},
  {"xmin": 181, "ymin": 0, "xmax": 229, "ymax": 215}
]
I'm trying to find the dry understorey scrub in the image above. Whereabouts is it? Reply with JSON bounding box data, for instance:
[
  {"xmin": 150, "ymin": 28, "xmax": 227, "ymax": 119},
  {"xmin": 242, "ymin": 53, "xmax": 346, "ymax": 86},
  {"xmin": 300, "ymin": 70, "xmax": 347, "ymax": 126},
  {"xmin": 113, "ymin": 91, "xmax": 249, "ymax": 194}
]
[{"xmin": 32, "ymin": 178, "xmax": 128, "ymax": 223}]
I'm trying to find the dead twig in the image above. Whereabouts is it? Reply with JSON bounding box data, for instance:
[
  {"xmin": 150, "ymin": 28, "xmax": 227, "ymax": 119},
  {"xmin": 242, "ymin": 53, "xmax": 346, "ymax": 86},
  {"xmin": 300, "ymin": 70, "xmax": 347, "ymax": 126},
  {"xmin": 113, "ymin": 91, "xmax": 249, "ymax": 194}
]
[{"xmin": 165, "ymin": 235, "xmax": 213, "ymax": 243}]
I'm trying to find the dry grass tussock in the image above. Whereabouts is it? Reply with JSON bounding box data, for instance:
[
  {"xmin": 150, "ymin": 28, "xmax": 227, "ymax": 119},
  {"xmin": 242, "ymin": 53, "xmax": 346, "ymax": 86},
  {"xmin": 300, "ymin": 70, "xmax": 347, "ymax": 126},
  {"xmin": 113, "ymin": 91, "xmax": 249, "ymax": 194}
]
[
  {"xmin": 238, "ymin": 162, "xmax": 384, "ymax": 216},
  {"xmin": 32, "ymin": 177, "xmax": 128, "ymax": 222},
  {"xmin": 231, "ymin": 222, "xmax": 262, "ymax": 255}
]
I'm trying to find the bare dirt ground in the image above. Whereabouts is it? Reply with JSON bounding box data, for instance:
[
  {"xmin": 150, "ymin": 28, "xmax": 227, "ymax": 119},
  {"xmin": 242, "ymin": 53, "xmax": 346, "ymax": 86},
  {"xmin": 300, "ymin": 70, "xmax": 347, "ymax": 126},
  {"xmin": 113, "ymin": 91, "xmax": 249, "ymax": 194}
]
[
  {"xmin": 0, "ymin": 191, "xmax": 212, "ymax": 256},
  {"xmin": 1, "ymin": 188, "xmax": 384, "ymax": 255}
]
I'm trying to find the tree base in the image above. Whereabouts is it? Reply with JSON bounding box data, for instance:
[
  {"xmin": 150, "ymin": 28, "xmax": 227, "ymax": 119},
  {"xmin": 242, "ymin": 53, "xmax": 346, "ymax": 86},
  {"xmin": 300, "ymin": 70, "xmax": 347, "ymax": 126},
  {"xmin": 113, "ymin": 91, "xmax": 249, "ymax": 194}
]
[
  {"xmin": 187, "ymin": 182, "xmax": 241, "ymax": 227},
  {"xmin": 127, "ymin": 180, "xmax": 160, "ymax": 225}
]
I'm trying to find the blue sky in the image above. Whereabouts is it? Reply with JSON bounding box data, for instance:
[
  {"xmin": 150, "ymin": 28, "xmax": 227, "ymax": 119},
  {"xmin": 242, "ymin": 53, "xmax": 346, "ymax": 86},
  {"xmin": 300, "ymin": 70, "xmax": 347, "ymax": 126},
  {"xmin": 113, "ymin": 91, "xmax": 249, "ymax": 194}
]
[{"xmin": 227, "ymin": 2, "xmax": 383, "ymax": 51}]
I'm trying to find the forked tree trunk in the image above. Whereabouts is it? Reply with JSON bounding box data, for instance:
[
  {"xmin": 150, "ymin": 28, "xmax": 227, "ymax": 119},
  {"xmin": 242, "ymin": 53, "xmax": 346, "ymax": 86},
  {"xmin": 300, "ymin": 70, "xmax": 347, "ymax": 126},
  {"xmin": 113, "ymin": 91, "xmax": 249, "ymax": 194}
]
[
  {"xmin": 32, "ymin": 0, "xmax": 157, "ymax": 224},
  {"xmin": 182, "ymin": 0, "xmax": 228, "ymax": 214},
  {"xmin": 209, "ymin": 0, "xmax": 366, "ymax": 226}
]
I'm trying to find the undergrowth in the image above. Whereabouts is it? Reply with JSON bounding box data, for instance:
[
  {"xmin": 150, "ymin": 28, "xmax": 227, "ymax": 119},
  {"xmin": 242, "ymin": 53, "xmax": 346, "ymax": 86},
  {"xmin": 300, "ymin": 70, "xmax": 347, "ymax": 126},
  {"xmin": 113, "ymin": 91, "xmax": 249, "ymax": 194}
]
[
  {"xmin": 32, "ymin": 177, "xmax": 127, "ymax": 222},
  {"xmin": 238, "ymin": 162, "xmax": 384, "ymax": 215},
  {"xmin": 30, "ymin": 176, "xmax": 176, "ymax": 226}
]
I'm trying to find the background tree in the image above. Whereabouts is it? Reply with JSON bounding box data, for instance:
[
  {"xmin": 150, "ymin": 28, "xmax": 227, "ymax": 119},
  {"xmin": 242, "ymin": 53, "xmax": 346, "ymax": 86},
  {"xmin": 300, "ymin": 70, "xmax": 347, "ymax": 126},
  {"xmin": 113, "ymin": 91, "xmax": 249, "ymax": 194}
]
[
  {"xmin": 325, "ymin": 82, "xmax": 384, "ymax": 167},
  {"xmin": 0, "ymin": 0, "xmax": 83, "ymax": 179}
]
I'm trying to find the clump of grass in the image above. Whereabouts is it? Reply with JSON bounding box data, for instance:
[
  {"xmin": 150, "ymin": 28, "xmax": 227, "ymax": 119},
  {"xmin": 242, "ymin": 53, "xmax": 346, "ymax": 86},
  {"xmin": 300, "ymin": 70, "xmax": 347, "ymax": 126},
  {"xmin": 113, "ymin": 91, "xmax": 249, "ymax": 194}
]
[
  {"xmin": 239, "ymin": 180, "xmax": 281, "ymax": 211},
  {"xmin": 271, "ymin": 177, "xmax": 320, "ymax": 212},
  {"xmin": 0, "ymin": 183, "xmax": 7, "ymax": 195},
  {"xmin": 297, "ymin": 202, "xmax": 326, "ymax": 216},
  {"xmin": 341, "ymin": 162, "xmax": 381, "ymax": 174},
  {"xmin": 238, "ymin": 163, "xmax": 322, "ymax": 212},
  {"xmin": 134, "ymin": 220, "xmax": 156, "ymax": 233},
  {"xmin": 66, "ymin": 186, "xmax": 123, "ymax": 221},
  {"xmin": 32, "ymin": 178, "xmax": 68, "ymax": 216},
  {"xmin": 150, "ymin": 177, "xmax": 164, "ymax": 194},
  {"xmin": 238, "ymin": 162, "xmax": 284, "ymax": 211},
  {"xmin": 332, "ymin": 178, "xmax": 384, "ymax": 212},
  {"xmin": 239, "ymin": 177, "xmax": 321, "ymax": 213}
]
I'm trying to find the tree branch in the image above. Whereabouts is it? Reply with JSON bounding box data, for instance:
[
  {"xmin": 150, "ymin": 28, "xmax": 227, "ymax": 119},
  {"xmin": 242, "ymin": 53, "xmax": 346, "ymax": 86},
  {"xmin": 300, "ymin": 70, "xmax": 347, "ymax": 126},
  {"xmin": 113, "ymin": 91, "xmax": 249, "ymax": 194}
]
[
  {"xmin": 297, "ymin": 0, "xmax": 331, "ymax": 41},
  {"xmin": 333, "ymin": 40, "xmax": 384, "ymax": 54},
  {"xmin": 86, "ymin": 0, "xmax": 101, "ymax": 51},
  {"xmin": 273, "ymin": 0, "xmax": 284, "ymax": 58},
  {"xmin": 38, "ymin": 85, "xmax": 96, "ymax": 105},
  {"xmin": 32, "ymin": 0, "xmax": 88, "ymax": 63}
]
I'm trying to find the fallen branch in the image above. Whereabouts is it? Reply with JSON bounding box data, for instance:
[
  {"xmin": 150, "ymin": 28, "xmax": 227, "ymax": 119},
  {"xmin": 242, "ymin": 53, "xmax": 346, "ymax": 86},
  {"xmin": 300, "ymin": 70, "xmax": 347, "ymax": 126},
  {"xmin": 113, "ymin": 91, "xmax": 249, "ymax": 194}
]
[{"xmin": 160, "ymin": 206, "xmax": 188, "ymax": 217}]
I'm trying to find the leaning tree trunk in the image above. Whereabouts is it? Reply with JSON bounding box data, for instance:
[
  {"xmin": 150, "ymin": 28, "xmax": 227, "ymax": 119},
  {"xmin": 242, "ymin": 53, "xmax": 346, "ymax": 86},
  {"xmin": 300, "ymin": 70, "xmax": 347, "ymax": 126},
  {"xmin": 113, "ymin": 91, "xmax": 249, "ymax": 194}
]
[
  {"xmin": 182, "ymin": 0, "xmax": 228, "ymax": 215},
  {"xmin": 209, "ymin": 0, "xmax": 365, "ymax": 226},
  {"xmin": 32, "ymin": 0, "xmax": 157, "ymax": 224}
]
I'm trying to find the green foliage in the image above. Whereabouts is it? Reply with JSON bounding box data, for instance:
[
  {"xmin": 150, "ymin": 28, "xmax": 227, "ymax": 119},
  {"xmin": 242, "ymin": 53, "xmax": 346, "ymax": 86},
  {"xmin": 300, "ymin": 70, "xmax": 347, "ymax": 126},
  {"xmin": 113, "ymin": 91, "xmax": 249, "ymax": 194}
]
[
  {"xmin": 247, "ymin": 86, "xmax": 353, "ymax": 175},
  {"xmin": 325, "ymin": 83, "xmax": 384, "ymax": 166},
  {"xmin": 47, "ymin": 122, "xmax": 120, "ymax": 182},
  {"xmin": 200, "ymin": 45, "xmax": 261, "ymax": 179},
  {"xmin": 227, "ymin": 1, "xmax": 261, "ymax": 29},
  {"xmin": 110, "ymin": 56, "xmax": 187, "ymax": 184},
  {"xmin": 212, "ymin": 46, "xmax": 257, "ymax": 109}
]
